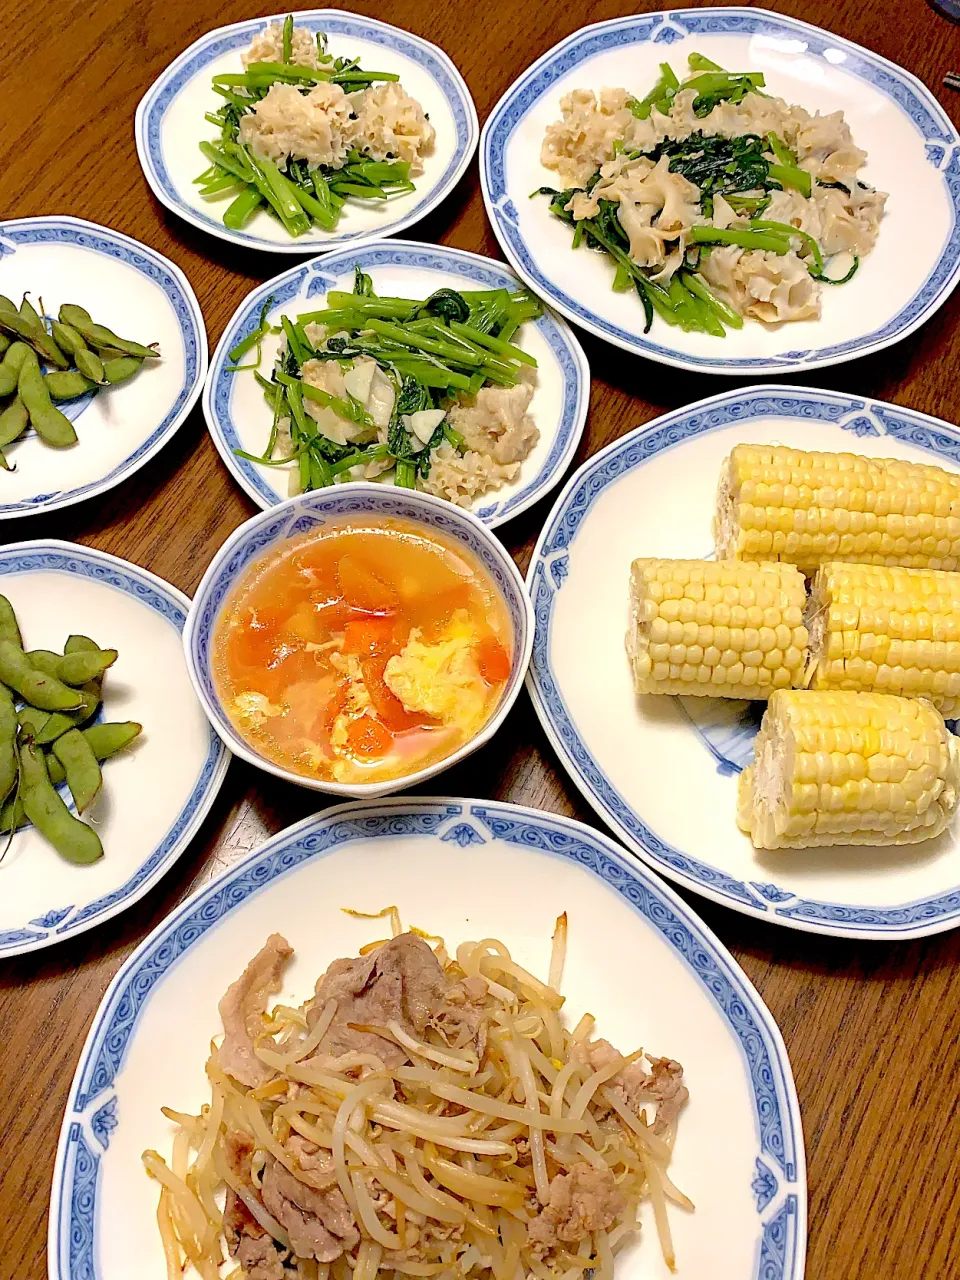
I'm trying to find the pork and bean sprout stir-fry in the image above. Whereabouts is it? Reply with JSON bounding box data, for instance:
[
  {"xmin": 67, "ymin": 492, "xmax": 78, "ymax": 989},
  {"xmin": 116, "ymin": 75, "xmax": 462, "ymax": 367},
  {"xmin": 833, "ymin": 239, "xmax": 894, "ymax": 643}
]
[
  {"xmin": 536, "ymin": 52, "xmax": 887, "ymax": 334},
  {"xmin": 144, "ymin": 910, "xmax": 691, "ymax": 1279}
]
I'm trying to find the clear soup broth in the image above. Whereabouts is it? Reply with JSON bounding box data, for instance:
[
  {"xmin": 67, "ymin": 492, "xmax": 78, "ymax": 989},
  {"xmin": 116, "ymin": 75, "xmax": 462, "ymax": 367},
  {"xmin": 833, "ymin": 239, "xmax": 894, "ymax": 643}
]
[{"xmin": 212, "ymin": 517, "xmax": 513, "ymax": 785}]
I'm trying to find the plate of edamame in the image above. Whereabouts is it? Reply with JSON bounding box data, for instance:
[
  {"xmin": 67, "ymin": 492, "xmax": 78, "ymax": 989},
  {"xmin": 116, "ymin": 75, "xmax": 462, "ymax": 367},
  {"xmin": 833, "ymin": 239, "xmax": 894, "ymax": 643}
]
[
  {"xmin": 0, "ymin": 216, "xmax": 206, "ymax": 518},
  {"xmin": 0, "ymin": 540, "xmax": 230, "ymax": 957}
]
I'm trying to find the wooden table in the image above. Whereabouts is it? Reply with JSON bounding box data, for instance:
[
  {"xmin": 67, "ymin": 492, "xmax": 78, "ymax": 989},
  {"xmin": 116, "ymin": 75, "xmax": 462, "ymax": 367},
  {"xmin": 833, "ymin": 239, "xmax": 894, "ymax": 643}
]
[{"xmin": 2, "ymin": 0, "xmax": 960, "ymax": 1275}]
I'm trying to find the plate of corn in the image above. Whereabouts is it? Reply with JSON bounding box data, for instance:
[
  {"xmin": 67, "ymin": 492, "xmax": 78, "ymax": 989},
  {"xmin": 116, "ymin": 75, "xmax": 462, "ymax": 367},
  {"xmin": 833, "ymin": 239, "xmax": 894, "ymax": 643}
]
[{"xmin": 527, "ymin": 384, "xmax": 960, "ymax": 938}]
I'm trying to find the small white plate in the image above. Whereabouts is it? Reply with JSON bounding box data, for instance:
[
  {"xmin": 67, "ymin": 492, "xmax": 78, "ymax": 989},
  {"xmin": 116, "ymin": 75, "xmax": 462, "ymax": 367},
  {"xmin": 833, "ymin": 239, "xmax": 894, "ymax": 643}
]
[
  {"xmin": 527, "ymin": 384, "xmax": 960, "ymax": 940},
  {"xmin": 0, "ymin": 217, "xmax": 206, "ymax": 517},
  {"xmin": 49, "ymin": 796, "xmax": 805, "ymax": 1280},
  {"xmin": 480, "ymin": 7, "xmax": 960, "ymax": 374},
  {"xmin": 203, "ymin": 239, "xmax": 590, "ymax": 525},
  {"xmin": 136, "ymin": 11, "xmax": 479, "ymax": 254},
  {"xmin": 0, "ymin": 540, "xmax": 230, "ymax": 956}
]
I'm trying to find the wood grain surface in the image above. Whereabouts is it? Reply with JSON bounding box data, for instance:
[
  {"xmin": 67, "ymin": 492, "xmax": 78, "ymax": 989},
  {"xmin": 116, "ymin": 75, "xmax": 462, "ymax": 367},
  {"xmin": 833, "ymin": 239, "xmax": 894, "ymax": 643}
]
[{"xmin": 2, "ymin": 1, "xmax": 960, "ymax": 1277}]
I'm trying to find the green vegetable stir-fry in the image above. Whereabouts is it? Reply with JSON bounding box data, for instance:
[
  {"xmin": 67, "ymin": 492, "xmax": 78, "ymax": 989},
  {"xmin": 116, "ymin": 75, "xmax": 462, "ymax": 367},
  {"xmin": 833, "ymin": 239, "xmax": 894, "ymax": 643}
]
[
  {"xmin": 231, "ymin": 267, "xmax": 542, "ymax": 494},
  {"xmin": 196, "ymin": 15, "xmax": 418, "ymax": 237},
  {"xmin": 535, "ymin": 52, "xmax": 863, "ymax": 337}
]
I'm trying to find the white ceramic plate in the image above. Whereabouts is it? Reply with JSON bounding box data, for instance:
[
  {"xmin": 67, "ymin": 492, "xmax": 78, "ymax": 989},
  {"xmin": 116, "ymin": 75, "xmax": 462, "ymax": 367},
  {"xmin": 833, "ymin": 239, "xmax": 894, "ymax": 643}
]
[
  {"xmin": 203, "ymin": 239, "xmax": 589, "ymax": 525},
  {"xmin": 49, "ymin": 796, "xmax": 805, "ymax": 1280},
  {"xmin": 480, "ymin": 6, "xmax": 960, "ymax": 374},
  {"xmin": 136, "ymin": 11, "xmax": 479, "ymax": 254},
  {"xmin": 0, "ymin": 217, "xmax": 206, "ymax": 517},
  {"xmin": 0, "ymin": 540, "xmax": 230, "ymax": 956},
  {"xmin": 527, "ymin": 384, "xmax": 960, "ymax": 940}
]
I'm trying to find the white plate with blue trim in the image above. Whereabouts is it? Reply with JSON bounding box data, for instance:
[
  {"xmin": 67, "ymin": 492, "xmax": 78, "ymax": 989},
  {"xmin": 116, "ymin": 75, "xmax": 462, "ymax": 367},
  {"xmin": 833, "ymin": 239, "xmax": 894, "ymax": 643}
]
[
  {"xmin": 480, "ymin": 7, "xmax": 960, "ymax": 375},
  {"xmin": 202, "ymin": 239, "xmax": 590, "ymax": 526},
  {"xmin": 49, "ymin": 796, "xmax": 806, "ymax": 1280},
  {"xmin": 135, "ymin": 11, "xmax": 479, "ymax": 254},
  {"xmin": 527, "ymin": 384, "xmax": 960, "ymax": 940},
  {"xmin": 0, "ymin": 216, "xmax": 206, "ymax": 519},
  {"xmin": 0, "ymin": 540, "xmax": 230, "ymax": 957}
]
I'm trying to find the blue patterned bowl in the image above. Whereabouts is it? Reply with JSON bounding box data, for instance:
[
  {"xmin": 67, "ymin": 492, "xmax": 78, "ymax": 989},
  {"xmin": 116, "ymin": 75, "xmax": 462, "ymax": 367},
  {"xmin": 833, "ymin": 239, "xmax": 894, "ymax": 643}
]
[{"xmin": 184, "ymin": 484, "xmax": 533, "ymax": 796}]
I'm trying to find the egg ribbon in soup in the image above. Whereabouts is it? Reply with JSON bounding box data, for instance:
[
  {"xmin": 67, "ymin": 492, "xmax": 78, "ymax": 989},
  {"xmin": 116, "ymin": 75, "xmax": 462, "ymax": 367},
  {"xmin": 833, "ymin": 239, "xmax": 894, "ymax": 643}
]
[{"xmin": 213, "ymin": 518, "xmax": 513, "ymax": 783}]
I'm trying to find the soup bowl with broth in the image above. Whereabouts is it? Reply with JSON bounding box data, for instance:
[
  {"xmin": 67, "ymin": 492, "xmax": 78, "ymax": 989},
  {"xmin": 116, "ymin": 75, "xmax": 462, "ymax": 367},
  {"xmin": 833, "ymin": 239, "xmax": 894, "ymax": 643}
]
[{"xmin": 184, "ymin": 485, "xmax": 533, "ymax": 796}]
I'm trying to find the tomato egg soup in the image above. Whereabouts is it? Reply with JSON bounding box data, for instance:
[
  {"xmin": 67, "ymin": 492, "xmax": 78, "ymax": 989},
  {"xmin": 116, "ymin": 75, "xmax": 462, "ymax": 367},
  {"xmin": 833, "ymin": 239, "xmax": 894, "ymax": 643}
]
[{"xmin": 212, "ymin": 518, "xmax": 513, "ymax": 784}]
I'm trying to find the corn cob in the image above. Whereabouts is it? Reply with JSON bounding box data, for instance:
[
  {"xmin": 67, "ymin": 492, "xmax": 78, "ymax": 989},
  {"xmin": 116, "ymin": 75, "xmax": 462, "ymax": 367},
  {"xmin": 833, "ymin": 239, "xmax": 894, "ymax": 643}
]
[
  {"xmin": 716, "ymin": 444, "xmax": 960, "ymax": 574},
  {"xmin": 738, "ymin": 690, "xmax": 960, "ymax": 849},
  {"xmin": 627, "ymin": 558, "xmax": 808, "ymax": 698},
  {"xmin": 806, "ymin": 562, "xmax": 960, "ymax": 715}
]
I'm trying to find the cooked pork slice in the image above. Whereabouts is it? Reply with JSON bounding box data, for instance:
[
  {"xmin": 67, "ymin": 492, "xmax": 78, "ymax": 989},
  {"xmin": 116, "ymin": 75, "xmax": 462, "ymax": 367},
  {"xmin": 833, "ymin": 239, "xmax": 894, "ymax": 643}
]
[
  {"xmin": 261, "ymin": 1156, "xmax": 360, "ymax": 1262},
  {"xmin": 308, "ymin": 932, "xmax": 446, "ymax": 1065},
  {"xmin": 528, "ymin": 1163, "xmax": 625, "ymax": 1248},
  {"xmin": 219, "ymin": 934, "xmax": 294, "ymax": 1087},
  {"xmin": 223, "ymin": 1131, "xmax": 296, "ymax": 1279},
  {"xmin": 571, "ymin": 1038, "xmax": 689, "ymax": 1136}
]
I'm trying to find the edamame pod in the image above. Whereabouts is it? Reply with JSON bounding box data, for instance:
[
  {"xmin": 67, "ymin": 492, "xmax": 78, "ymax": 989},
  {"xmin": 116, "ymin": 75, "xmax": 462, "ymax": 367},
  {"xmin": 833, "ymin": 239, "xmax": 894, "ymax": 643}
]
[
  {"xmin": 102, "ymin": 356, "xmax": 143, "ymax": 384},
  {"xmin": 0, "ymin": 397, "xmax": 28, "ymax": 448},
  {"xmin": 50, "ymin": 320, "xmax": 106, "ymax": 383},
  {"xmin": 18, "ymin": 350, "xmax": 78, "ymax": 448},
  {"xmin": 28, "ymin": 646, "xmax": 117, "ymax": 685},
  {"xmin": 75, "ymin": 347, "xmax": 106, "ymax": 384},
  {"xmin": 0, "ymin": 791, "xmax": 24, "ymax": 833},
  {"xmin": 0, "ymin": 296, "xmax": 15, "ymax": 313},
  {"xmin": 52, "ymin": 729, "xmax": 102, "ymax": 814},
  {"xmin": 0, "ymin": 685, "xmax": 17, "ymax": 804},
  {"xmin": 0, "ymin": 311, "xmax": 70, "ymax": 369},
  {"xmin": 0, "ymin": 640, "xmax": 83, "ymax": 710},
  {"xmin": 44, "ymin": 370, "xmax": 97, "ymax": 401},
  {"xmin": 58, "ymin": 304, "xmax": 160, "ymax": 360},
  {"xmin": 19, "ymin": 295, "xmax": 42, "ymax": 329},
  {"xmin": 32, "ymin": 680, "xmax": 100, "ymax": 742},
  {"xmin": 0, "ymin": 334, "xmax": 10, "ymax": 357},
  {"xmin": 46, "ymin": 721, "xmax": 143, "ymax": 786},
  {"xmin": 0, "ymin": 342, "xmax": 32, "ymax": 397},
  {"xmin": 0, "ymin": 596, "xmax": 22, "ymax": 649},
  {"xmin": 19, "ymin": 741, "xmax": 103, "ymax": 864},
  {"xmin": 18, "ymin": 706, "xmax": 51, "ymax": 738}
]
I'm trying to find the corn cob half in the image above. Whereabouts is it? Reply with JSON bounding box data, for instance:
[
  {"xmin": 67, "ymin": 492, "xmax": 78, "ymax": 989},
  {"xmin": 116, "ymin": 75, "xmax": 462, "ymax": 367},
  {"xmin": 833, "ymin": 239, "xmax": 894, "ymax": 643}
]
[
  {"xmin": 627, "ymin": 558, "xmax": 809, "ymax": 698},
  {"xmin": 806, "ymin": 562, "xmax": 960, "ymax": 716},
  {"xmin": 738, "ymin": 690, "xmax": 960, "ymax": 849},
  {"xmin": 716, "ymin": 444, "xmax": 960, "ymax": 574}
]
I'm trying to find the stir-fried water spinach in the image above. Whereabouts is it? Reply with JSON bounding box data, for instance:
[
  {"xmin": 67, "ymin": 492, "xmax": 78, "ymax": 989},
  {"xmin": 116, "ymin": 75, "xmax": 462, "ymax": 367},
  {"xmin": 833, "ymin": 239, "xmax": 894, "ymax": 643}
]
[
  {"xmin": 231, "ymin": 267, "xmax": 542, "ymax": 492},
  {"xmin": 534, "ymin": 52, "xmax": 860, "ymax": 336}
]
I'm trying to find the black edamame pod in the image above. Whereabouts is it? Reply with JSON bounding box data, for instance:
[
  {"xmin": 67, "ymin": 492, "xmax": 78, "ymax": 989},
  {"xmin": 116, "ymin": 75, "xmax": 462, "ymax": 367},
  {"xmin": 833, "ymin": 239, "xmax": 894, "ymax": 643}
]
[
  {"xmin": 0, "ymin": 396, "xmax": 29, "ymax": 448},
  {"xmin": 58, "ymin": 304, "xmax": 160, "ymax": 360},
  {"xmin": 0, "ymin": 596, "xmax": 22, "ymax": 649},
  {"xmin": 102, "ymin": 356, "xmax": 143, "ymax": 384},
  {"xmin": 19, "ymin": 740, "xmax": 102, "ymax": 864},
  {"xmin": 0, "ymin": 685, "xmax": 17, "ymax": 805},
  {"xmin": 0, "ymin": 342, "xmax": 32, "ymax": 397},
  {"xmin": 45, "ymin": 370, "xmax": 97, "ymax": 401},
  {"xmin": 52, "ymin": 729, "xmax": 102, "ymax": 814},
  {"xmin": 18, "ymin": 350, "xmax": 78, "ymax": 448},
  {"xmin": 28, "ymin": 646, "xmax": 117, "ymax": 686},
  {"xmin": 0, "ymin": 640, "xmax": 83, "ymax": 710},
  {"xmin": 46, "ymin": 721, "xmax": 143, "ymax": 786}
]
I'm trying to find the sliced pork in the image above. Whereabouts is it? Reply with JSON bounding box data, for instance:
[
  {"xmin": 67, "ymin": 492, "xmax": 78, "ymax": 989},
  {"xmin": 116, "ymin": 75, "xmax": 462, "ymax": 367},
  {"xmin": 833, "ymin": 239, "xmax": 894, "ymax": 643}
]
[
  {"xmin": 528, "ymin": 1163, "xmax": 625, "ymax": 1248},
  {"xmin": 218, "ymin": 934, "xmax": 294, "ymax": 1087}
]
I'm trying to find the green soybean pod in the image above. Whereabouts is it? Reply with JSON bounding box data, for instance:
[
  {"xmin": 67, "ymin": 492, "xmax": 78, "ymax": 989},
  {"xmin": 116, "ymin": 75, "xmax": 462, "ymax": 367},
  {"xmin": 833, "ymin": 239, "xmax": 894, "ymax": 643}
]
[
  {"xmin": 0, "ymin": 342, "xmax": 32, "ymax": 397},
  {"xmin": 0, "ymin": 640, "xmax": 82, "ymax": 710},
  {"xmin": 0, "ymin": 396, "xmax": 29, "ymax": 448},
  {"xmin": 58, "ymin": 304, "xmax": 160, "ymax": 360},
  {"xmin": 26, "ymin": 650, "xmax": 63, "ymax": 676},
  {"xmin": 28, "ymin": 646, "xmax": 117, "ymax": 685},
  {"xmin": 52, "ymin": 320, "xmax": 106, "ymax": 383},
  {"xmin": 0, "ymin": 595, "xmax": 22, "ymax": 649},
  {"xmin": 0, "ymin": 334, "xmax": 9, "ymax": 357},
  {"xmin": 33, "ymin": 682, "xmax": 100, "ymax": 742},
  {"xmin": 0, "ymin": 296, "xmax": 15, "ymax": 313},
  {"xmin": 19, "ymin": 294, "xmax": 42, "ymax": 329},
  {"xmin": 75, "ymin": 347, "xmax": 106, "ymax": 384},
  {"xmin": 102, "ymin": 356, "xmax": 143, "ymax": 385},
  {"xmin": 52, "ymin": 728, "xmax": 102, "ymax": 814},
  {"xmin": 0, "ymin": 311, "xmax": 70, "ymax": 369},
  {"xmin": 49, "ymin": 320, "xmax": 86, "ymax": 358},
  {"xmin": 0, "ymin": 684, "xmax": 17, "ymax": 804},
  {"xmin": 46, "ymin": 721, "xmax": 143, "ymax": 786},
  {"xmin": 45, "ymin": 370, "xmax": 98, "ymax": 402},
  {"xmin": 18, "ymin": 705, "xmax": 51, "ymax": 738},
  {"xmin": 0, "ymin": 790, "xmax": 24, "ymax": 833},
  {"xmin": 18, "ymin": 350, "xmax": 78, "ymax": 448},
  {"xmin": 19, "ymin": 740, "xmax": 103, "ymax": 864}
]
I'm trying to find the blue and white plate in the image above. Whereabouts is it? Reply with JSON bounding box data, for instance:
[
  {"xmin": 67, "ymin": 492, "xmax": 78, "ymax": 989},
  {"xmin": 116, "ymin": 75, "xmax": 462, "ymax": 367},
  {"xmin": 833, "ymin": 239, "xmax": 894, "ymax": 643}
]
[
  {"xmin": 480, "ymin": 7, "xmax": 960, "ymax": 374},
  {"xmin": 49, "ymin": 796, "xmax": 805, "ymax": 1280},
  {"xmin": 0, "ymin": 540, "xmax": 230, "ymax": 957},
  {"xmin": 0, "ymin": 217, "xmax": 206, "ymax": 517},
  {"xmin": 203, "ymin": 239, "xmax": 590, "ymax": 525},
  {"xmin": 136, "ymin": 11, "xmax": 479, "ymax": 254},
  {"xmin": 527, "ymin": 384, "xmax": 960, "ymax": 940}
]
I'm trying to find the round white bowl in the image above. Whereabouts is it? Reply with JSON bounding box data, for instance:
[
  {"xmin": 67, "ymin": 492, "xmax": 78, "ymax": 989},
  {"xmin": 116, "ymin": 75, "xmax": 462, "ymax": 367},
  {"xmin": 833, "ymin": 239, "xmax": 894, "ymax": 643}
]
[{"xmin": 183, "ymin": 484, "xmax": 533, "ymax": 797}]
